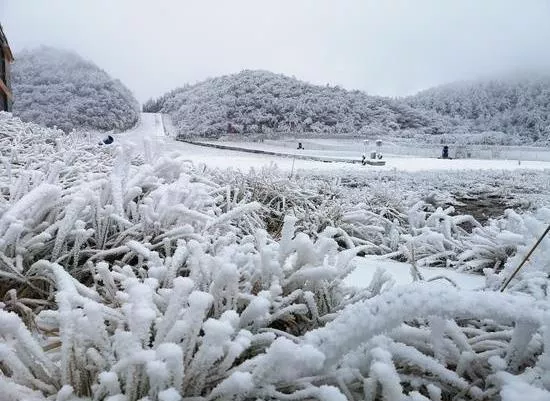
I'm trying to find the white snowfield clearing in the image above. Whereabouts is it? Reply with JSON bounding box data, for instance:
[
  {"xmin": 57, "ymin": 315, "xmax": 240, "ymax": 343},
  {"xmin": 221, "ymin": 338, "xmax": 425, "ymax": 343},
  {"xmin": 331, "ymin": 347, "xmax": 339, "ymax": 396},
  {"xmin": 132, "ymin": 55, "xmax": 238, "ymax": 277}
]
[
  {"xmin": 345, "ymin": 256, "xmax": 484, "ymax": 290},
  {"xmin": 119, "ymin": 113, "xmax": 550, "ymax": 173},
  {"xmin": 195, "ymin": 138, "xmax": 550, "ymax": 172}
]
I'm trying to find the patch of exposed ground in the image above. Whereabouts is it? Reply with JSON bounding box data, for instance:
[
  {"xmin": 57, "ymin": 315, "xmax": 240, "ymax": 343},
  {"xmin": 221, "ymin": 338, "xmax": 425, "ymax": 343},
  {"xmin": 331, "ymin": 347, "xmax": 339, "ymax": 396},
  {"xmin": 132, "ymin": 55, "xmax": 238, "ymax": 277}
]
[{"xmin": 452, "ymin": 192, "xmax": 526, "ymax": 224}]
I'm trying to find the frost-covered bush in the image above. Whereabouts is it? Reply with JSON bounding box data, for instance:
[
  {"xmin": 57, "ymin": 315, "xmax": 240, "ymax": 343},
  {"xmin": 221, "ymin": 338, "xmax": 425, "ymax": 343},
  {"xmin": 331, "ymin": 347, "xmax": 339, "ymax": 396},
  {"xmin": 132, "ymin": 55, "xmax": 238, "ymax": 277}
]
[
  {"xmin": 0, "ymin": 112, "xmax": 114, "ymax": 189},
  {"xmin": 0, "ymin": 114, "xmax": 372, "ymax": 399},
  {"xmin": 490, "ymin": 208, "xmax": 550, "ymax": 297},
  {"xmin": 289, "ymin": 168, "xmax": 550, "ymax": 272},
  {"xmin": 298, "ymin": 282, "xmax": 550, "ymax": 400},
  {"xmin": 4, "ymin": 273, "xmax": 550, "ymax": 400},
  {"xmin": 207, "ymin": 165, "xmax": 344, "ymax": 237},
  {"xmin": 12, "ymin": 46, "xmax": 139, "ymax": 133},
  {"xmin": 0, "ymin": 215, "xmax": 376, "ymax": 400},
  {"xmin": 207, "ymin": 166, "xmax": 542, "ymax": 274},
  {"xmin": 0, "ymin": 117, "xmax": 268, "ymax": 300}
]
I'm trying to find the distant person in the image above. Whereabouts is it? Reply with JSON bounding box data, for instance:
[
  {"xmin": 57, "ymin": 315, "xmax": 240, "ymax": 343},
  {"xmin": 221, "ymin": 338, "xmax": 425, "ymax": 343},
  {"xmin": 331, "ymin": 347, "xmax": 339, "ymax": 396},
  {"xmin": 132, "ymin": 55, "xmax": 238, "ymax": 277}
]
[
  {"xmin": 297, "ymin": 142, "xmax": 303, "ymax": 150},
  {"xmin": 99, "ymin": 135, "xmax": 114, "ymax": 145},
  {"xmin": 442, "ymin": 145, "xmax": 449, "ymax": 159}
]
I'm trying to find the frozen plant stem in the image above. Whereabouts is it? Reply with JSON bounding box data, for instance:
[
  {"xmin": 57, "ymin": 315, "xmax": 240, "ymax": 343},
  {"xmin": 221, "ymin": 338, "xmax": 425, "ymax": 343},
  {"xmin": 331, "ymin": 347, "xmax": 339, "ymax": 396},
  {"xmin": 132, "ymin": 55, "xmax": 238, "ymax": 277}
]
[{"xmin": 500, "ymin": 223, "xmax": 550, "ymax": 292}]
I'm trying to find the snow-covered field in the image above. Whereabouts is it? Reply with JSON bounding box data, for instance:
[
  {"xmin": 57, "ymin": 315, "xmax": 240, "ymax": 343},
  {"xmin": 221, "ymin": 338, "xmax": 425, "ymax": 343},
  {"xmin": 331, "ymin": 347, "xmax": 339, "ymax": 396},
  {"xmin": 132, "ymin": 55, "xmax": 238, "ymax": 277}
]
[
  {"xmin": 208, "ymin": 137, "xmax": 550, "ymax": 163},
  {"xmin": 206, "ymin": 139, "xmax": 550, "ymax": 172},
  {"xmin": 3, "ymin": 112, "xmax": 550, "ymax": 400},
  {"xmin": 119, "ymin": 115, "xmax": 550, "ymax": 173}
]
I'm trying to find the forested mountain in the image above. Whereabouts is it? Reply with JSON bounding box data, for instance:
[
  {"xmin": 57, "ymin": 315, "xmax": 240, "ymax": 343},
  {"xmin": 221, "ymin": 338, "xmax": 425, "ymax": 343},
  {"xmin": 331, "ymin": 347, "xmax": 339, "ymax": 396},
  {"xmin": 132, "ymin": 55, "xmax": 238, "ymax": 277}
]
[
  {"xmin": 144, "ymin": 70, "xmax": 440, "ymax": 138},
  {"xmin": 407, "ymin": 73, "xmax": 550, "ymax": 143},
  {"xmin": 147, "ymin": 70, "xmax": 550, "ymax": 144},
  {"xmin": 12, "ymin": 46, "xmax": 139, "ymax": 132}
]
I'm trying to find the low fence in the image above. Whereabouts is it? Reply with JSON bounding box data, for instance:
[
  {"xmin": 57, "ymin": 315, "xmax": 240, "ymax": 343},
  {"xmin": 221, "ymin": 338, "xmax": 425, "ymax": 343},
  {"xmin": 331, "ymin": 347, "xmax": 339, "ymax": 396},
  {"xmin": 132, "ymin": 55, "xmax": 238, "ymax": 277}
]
[
  {"xmin": 292, "ymin": 139, "xmax": 550, "ymax": 161},
  {"xmin": 170, "ymin": 123, "xmax": 550, "ymax": 162},
  {"xmin": 379, "ymin": 144, "xmax": 550, "ymax": 161},
  {"xmin": 174, "ymin": 139, "xmax": 366, "ymax": 164}
]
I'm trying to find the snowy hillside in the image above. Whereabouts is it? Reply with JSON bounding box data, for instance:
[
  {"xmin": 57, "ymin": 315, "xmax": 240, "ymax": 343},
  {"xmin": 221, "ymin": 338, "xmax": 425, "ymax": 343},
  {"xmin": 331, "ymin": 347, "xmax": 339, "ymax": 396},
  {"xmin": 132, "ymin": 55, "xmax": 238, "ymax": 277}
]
[
  {"xmin": 12, "ymin": 46, "xmax": 140, "ymax": 133},
  {"xmin": 2, "ymin": 111, "xmax": 550, "ymax": 399},
  {"xmin": 147, "ymin": 69, "xmax": 550, "ymax": 145},
  {"xmin": 408, "ymin": 73, "xmax": 550, "ymax": 144},
  {"xmin": 144, "ymin": 70, "xmax": 440, "ymax": 138}
]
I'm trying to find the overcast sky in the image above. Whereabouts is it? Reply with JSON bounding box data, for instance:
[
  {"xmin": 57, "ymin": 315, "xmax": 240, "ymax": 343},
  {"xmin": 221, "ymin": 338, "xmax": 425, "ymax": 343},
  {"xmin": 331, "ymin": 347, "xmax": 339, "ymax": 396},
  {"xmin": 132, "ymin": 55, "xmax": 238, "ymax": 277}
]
[{"xmin": 2, "ymin": 0, "xmax": 550, "ymax": 102}]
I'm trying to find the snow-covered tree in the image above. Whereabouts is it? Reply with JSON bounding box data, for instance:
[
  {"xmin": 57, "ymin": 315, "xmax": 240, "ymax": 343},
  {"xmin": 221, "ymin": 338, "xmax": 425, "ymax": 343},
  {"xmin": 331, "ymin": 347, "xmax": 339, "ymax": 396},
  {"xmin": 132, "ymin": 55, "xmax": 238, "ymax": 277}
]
[
  {"xmin": 149, "ymin": 70, "xmax": 439, "ymax": 139},
  {"xmin": 407, "ymin": 72, "xmax": 550, "ymax": 144},
  {"xmin": 12, "ymin": 46, "xmax": 139, "ymax": 133}
]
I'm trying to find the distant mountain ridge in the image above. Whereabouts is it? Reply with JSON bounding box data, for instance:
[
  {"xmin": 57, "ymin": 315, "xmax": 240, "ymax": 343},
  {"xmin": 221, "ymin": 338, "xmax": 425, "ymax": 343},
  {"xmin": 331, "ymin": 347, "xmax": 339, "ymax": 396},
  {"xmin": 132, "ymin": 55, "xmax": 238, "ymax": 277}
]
[
  {"xmin": 146, "ymin": 69, "xmax": 550, "ymax": 144},
  {"xmin": 12, "ymin": 46, "xmax": 140, "ymax": 133}
]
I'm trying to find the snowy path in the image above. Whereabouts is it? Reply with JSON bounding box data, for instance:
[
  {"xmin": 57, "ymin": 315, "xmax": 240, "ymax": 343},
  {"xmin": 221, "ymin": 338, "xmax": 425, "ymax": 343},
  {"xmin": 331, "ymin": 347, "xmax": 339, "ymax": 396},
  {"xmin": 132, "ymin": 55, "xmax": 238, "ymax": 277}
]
[{"xmin": 118, "ymin": 112, "xmax": 166, "ymax": 139}]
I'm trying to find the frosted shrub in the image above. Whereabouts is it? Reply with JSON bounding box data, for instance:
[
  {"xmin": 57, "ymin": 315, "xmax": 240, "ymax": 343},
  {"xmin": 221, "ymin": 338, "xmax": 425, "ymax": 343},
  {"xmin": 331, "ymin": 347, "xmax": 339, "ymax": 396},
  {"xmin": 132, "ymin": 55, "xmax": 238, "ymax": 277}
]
[
  {"xmin": 209, "ymin": 283, "xmax": 549, "ymax": 400},
  {"xmin": 308, "ymin": 187, "xmax": 529, "ymax": 272},
  {"xmin": 491, "ymin": 208, "xmax": 550, "ymax": 297},
  {"xmin": 208, "ymin": 168, "xmax": 543, "ymax": 274},
  {"xmin": 0, "ymin": 114, "xmax": 365, "ymax": 399},
  {"xmin": 402, "ymin": 202, "xmax": 516, "ymax": 271},
  {"xmin": 0, "ymin": 112, "xmax": 114, "ymax": 190},
  {"xmin": 0, "ymin": 114, "xmax": 267, "ymax": 298},
  {"xmin": 0, "ymin": 215, "xmax": 372, "ymax": 400},
  {"xmin": 4, "ymin": 278, "xmax": 550, "ymax": 400},
  {"xmin": 208, "ymin": 165, "xmax": 343, "ymax": 237},
  {"xmin": 204, "ymin": 166, "xmax": 549, "ymax": 275}
]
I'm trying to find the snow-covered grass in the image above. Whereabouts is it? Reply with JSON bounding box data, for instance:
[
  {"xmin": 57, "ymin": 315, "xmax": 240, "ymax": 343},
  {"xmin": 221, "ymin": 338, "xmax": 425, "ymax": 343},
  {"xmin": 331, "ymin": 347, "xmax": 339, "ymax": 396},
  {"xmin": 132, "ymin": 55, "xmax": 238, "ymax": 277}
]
[
  {"xmin": 2, "ymin": 113, "xmax": 550, "ymax": 400},
  {"xmin": 194, "ymin": 161, "xmax": 550, "ymax": 275}
]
